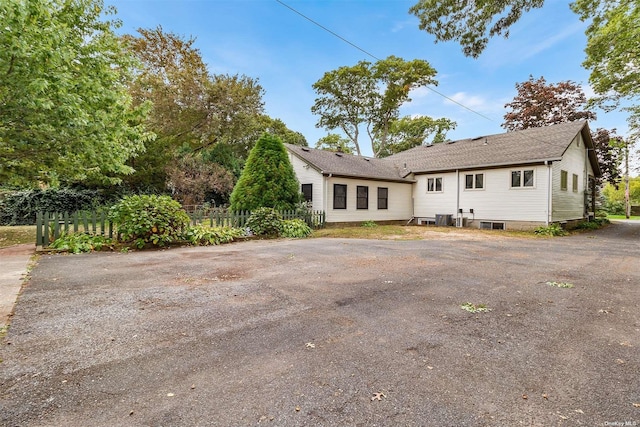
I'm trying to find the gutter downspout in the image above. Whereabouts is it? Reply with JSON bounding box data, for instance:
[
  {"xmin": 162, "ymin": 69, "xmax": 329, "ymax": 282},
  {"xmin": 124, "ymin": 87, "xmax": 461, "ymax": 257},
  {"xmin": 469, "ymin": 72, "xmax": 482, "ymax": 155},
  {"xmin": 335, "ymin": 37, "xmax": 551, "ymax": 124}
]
[
  {"xmin": 325, "ymin": 173, "xmax": 332, "ymax": 216},
  {"xmin": 455, "ymin": 169, "xmax": 460, "ymax": 223},
  {"xmin": 545, "ymin": 161, "xmax": 552, "ymax": 225}
]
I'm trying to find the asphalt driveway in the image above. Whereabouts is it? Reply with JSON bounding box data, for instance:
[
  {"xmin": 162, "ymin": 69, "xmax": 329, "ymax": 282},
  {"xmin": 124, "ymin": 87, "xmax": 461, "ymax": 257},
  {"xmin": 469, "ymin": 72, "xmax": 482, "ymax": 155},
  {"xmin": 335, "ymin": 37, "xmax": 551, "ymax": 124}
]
[{"xmin": 1, "ymin": 222, "xmax": 639, "ymax": 426}]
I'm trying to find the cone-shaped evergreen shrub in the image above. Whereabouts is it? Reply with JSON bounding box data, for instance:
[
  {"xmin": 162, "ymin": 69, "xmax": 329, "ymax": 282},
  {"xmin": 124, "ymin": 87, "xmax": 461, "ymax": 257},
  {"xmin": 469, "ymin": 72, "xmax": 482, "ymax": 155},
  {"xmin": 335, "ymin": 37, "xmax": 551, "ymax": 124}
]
[{"xmin": 229, "ymin": 133, "xmax": 301, "ymax": 211}]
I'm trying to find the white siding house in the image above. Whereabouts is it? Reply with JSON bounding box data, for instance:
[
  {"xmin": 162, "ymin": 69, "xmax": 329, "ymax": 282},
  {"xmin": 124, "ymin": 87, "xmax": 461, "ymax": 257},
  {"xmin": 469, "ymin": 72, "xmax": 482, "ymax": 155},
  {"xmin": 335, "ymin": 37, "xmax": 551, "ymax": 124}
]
[{"xmin": 286, "ymin": 121, "xmax": 601, "ymax": 229}]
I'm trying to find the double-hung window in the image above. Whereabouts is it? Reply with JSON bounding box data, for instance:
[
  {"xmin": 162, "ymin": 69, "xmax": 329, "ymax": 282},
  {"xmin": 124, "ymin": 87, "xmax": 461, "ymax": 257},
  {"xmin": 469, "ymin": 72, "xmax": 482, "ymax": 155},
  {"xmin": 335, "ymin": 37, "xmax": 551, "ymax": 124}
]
[
  {"xmin": 560, "ymin": 170, "xmax": 568, "ymax": 191},
  {"xmin": 333, "ymin": 184, "xmax": 347, "ymax": 209},
  {"xmin": 377, "ymin": 187, "xmax": 388, "ymax": 210},
  {"xmin": 356, "ymin": 186, "xmax": 368, "ymax": 210}
]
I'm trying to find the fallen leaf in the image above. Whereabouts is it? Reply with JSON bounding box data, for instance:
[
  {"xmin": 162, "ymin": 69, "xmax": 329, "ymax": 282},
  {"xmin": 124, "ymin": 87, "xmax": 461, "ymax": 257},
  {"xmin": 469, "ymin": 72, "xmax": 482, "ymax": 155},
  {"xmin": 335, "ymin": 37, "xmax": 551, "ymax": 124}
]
[
  {"xmin": 616, "ymin": 359, "xmax": 625, "ymax": 364},
  {"xmin": 575, "ymin": 409, "xmax": 584, "ymax": 414},
  {"xmin": 522, "ymin": 394, "xmax": 528, "ymax": 400},
  {"xmin": 542, "ymin": 394, "xmax": 548, "ymax": 400},
  {"xmin": 305, "ymin": 342, "xmax": 315, "ymax": 349},
  {"xmin": 371, "ymin": 392, "xmax": 386, "ymax": 401},
  {"xmin": 427, "ymin": 366, "xmax": 434, "ymax": 370},
  {"xmin": 295, "ymin": 406, "xmax": 300, "ymax": 412},
  {"xmin": 633, "ymin": 403, "xmax": 640, "ymax": 408}
]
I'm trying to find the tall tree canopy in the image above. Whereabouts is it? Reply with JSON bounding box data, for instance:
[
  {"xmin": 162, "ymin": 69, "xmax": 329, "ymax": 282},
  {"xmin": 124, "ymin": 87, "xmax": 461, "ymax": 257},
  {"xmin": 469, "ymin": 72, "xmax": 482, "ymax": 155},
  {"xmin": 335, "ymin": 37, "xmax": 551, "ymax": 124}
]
[
  {"xmin": 410, "ymin": 0, "xmax": 544, "ymax": 59},
  {"xmin": 376, "ymin": 115, "xmax": 456, "ymax": 157},
  {"xmin": 229, "ymin": 134, "xmax": 300, "ymax": 211},
  {"xmin": 0, "ymin": 0, "xmax": 152, "ymax": 187},
  {"xmin": 123, "ymin": 26, "xmax": 305, "ymax": 197},
  {"xmin": 503, "ymin": 76, "xmax": 596, "ymax": 131},
  {"xmin": 503, "ymin": 76, "xmax": 620, "ymax": 184},
  {"xmin": 315, "ymin": 133, "xmax": 356, "ymax": 154},
  {"xmin": 311, "ymin": 56, "xmax": 450, "ymax": 157},
  {"xmin": 409, "ymin": 0, "xmax": 640, "ymax": 142}
]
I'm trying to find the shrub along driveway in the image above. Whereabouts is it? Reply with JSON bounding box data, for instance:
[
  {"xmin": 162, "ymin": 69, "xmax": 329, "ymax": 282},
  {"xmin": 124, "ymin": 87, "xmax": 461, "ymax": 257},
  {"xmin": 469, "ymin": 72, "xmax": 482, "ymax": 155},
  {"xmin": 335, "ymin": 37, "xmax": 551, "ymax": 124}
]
[{"xmin": 1, "ymin": 222, "xmax": 639, "ymax": 426}]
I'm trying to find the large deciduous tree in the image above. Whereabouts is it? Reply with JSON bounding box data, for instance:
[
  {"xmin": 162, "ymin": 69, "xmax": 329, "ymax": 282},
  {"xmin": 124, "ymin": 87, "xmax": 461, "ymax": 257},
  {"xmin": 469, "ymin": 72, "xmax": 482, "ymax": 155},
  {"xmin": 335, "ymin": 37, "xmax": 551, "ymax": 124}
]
[
  {"xmin": 315, "ymin": 134, "xmax": 356, "ymax": 154},
  {"xmin": 503, "ymin": 76, "xmax": 596, "ymax": 131},
  {"xmin": 376, "ymin": 115, "xmax": 456, "ymax": 157},
  {"xmin": 0, "ymin": 0, "xmax": 152, "ymax": 187},
  {"xmin": 311, "ymin": 56, "xmax": 448, "ymax": 157},
  {"xmin": 503, "ymin": 76, "xmax": 620, "ymax": 184},
  {"xmin": 229, "ymin": 134, "xmax": 300, "ymax": 211},
  {"xmin": 409, "ymin": 0, "xmax": 640, "ymax": 147},
  {"xmin": 409, "ymin": 0, "xmax": 544, "ymax": 59}
]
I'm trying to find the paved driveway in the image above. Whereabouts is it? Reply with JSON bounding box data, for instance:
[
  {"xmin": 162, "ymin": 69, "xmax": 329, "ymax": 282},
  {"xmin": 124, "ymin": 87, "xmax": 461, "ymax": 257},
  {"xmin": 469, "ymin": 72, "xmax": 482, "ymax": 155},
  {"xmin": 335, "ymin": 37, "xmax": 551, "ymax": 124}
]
[{"xmin": 1, "ymin": 222, "xmax": 639, "ymax": 426}]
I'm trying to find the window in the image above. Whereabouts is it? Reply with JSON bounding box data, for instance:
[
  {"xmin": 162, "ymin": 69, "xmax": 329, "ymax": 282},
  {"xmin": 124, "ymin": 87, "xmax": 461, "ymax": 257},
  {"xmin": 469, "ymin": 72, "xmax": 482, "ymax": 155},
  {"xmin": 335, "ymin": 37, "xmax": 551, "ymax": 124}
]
[
  {"xmin": 560, "ymin": 170, "xmax": 568, "ymax": 191},
  {"xmin": 427, "ymin": 177, "xmax": 443, "ymax": 192},
  {"xmin": 511, "ymin": 169, "xmax": 534, "ymax": 188},
  {"xmin": 301, "ymin": 184, "xmax": 312, "ymax": 202},
  {"xmin": 465, "ymin": 173, "xmax": 484, "ymax": 189},
  {"xmin": 333, "ymin": 184, "xmax": 346, "ymax": 209},
  {"xmin": 357, "ymin": 186, "xmax": 368, "ymax": 210},
  {"xmin": 572, "ymin": 174, "xmax": 578, "ymax": 192},
  {"xmin": 377, "ymin": 187, "xmax": 388, "ymax": 210}
]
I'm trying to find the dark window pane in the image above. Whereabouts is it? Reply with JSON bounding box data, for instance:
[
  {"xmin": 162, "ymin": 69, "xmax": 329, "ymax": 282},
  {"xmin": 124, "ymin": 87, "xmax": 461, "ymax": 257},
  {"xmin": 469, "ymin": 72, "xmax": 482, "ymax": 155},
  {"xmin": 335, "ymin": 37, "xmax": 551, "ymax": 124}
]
[
  {"xmin": 377, "ymin": 187, "xmax": 388, "ymax": 210},
  {"xmin": 301, "ymin": 184, "xmax": 312, "ymax": 202},
  {"xmin": 465, "ymin": 174, "xmax": 473, "ymax": 189},
  {"xmin": 475, "ymin": 174, "xmax": 484, "ymax": 189},
  {"xmin": 427, "ymin": 178, "xmax": 434, "ymax": 192},
  {"xmin": 357, "ymin": 186, "xmax": 368, "ymax": 210},
  {"xmin": 524, "ymin": 170, "xmax": 534, "ymax": 187},
  {"xmin": 435, "ymin": 178, "xmax": 442, "ymax": 192},
  {"xmin": 333, "ymin": 184, "xmax": 346, "ymax": 209},
  {"xmin": 511, "ymin": 171, "xmax": 521, "ymax": 187}
]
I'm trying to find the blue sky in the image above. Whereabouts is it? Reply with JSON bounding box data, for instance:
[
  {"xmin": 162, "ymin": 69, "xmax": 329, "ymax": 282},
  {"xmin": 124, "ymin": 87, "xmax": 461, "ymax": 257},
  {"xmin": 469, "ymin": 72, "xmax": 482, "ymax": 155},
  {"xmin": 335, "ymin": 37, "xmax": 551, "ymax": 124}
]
[{"xmin": 106, "ymin": 0, "xmax": 630, "ymax": 157}]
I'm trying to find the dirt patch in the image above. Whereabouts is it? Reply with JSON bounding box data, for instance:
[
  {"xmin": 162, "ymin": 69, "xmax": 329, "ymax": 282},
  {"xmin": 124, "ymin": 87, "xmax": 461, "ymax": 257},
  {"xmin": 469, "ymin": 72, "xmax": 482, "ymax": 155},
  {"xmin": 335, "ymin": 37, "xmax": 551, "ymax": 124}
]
[{"xmin": 1, "ymin": 223, "xmax": 639, "ymax": 426}]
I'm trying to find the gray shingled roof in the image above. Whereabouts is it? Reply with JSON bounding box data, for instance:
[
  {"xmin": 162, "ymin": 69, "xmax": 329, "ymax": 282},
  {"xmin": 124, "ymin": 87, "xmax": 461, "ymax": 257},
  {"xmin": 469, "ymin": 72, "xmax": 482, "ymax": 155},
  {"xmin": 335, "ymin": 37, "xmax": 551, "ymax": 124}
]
[
  {"xmin": 285, "ymin": 144, "xmax": 413, "ymax": 182},
  {"xmin": 286, "ymin": 121, "xmax": 601, "ymax": 179}
]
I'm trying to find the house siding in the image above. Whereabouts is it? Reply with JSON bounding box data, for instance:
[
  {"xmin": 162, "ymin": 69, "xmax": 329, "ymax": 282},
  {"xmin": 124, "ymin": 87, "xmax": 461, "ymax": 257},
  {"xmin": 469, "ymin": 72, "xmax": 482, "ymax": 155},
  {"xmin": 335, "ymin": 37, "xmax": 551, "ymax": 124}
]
[
  {"xmin": 288, "ymin": 152, "xmax": 325, "ymax": 211},
  {"xmin": 413, "ymin": 168, "xmax": 550, "ymax": 224},
  {"xmin": 551, "ymin": 134, "xmax": 592, "ymax": 222},
  {"xmin": 413, "ymin": 172, "xmax": 458, "ymax": 218},
  {"xmin": 325, "ymin": 177, "xmax": 413, "ymax": 223}
]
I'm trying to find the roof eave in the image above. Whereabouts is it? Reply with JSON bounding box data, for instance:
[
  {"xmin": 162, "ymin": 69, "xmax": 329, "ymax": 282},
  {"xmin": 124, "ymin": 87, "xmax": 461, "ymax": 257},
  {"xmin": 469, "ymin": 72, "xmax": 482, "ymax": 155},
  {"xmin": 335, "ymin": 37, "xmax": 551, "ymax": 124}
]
[{"xmin": 411, "ymin": 158, "xmax": 563, "ymax": 174}]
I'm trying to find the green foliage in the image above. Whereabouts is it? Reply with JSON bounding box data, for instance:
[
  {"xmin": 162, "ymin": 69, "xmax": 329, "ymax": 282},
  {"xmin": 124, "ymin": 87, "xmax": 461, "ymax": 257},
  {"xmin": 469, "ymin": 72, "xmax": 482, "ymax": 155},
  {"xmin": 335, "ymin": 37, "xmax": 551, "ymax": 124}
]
[
  {"xmin": 0, "ymin": 188, "xmax": 107, "ymax": 225},
  {"xmin": 546, "ymin": 281, "xmax": 574, "ymax": 289},
  {"xmin": 166, "ymin": 154, "xmax": 235, "ymax": 206},
  {"xmin": 229, "ymin": 134, "xmax": 301, "ymax": 211},
  {"xmin": 376, "ymin": 115, "xmax": 456, "ymax": 157},
  {"xmin": 603, "ymin": 200, "xmax": 625, "ymax": 215},
  {"xmin": 245, "ymin": 207, "xmax": 283, "ymax": 236},
  {"xmin": 534, "ymin": 223, "xmax": 568, "ymax": 236},
  {"xmin": 361, "ymin": 220, "xmax": 378, "ymax": 228},
  {"xmin": 312, "ymin": 56, "xmax": 443, "ymax": 157},
  {"xmin": 315, "ymin": 133, "xmax": 355, "ymax": 154},
  {"xmin": 602, "ymin": 178, "xmax": 640, "ymax": 207},
  {"xmin": 183, "ymin": 225, "xmax": 245, "ymax": 246},
  {"xmin": 575, "ymin": 217, "xmax": 610, "ymax": 230},
  {"xmin": 281, "ymin": 219, "xmax": 312, "ymax": 238},
  {"xmin": 109, "ymin": 195, "xmax": 190, "ymax": 248},
  {"xmin": 460, "ymin": 302, "xmax": 491, "ymax": 313},
  {"xmin": 50, "ymin": 233, "xmax": 114, "ymax": 254},
  {"xmin": 0, "ymin": 0, "xmax": 152, "ymax": 187}
]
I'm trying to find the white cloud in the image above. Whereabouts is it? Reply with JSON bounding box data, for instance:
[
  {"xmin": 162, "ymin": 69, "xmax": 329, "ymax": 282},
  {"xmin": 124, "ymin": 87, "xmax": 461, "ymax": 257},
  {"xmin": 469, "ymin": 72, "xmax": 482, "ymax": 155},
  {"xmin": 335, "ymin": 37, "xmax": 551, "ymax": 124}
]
[{"xmin": 445, "ymin": 92, "xmax": 487, "ymax": 110}]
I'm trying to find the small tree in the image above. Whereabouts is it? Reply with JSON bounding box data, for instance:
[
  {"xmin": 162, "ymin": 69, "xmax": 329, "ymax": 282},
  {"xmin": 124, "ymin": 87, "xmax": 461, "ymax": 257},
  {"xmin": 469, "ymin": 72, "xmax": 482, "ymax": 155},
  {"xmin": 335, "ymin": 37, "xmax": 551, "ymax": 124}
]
[{"xmin": 229, "ymin": 133, "xmax": 301, "ymax": 211}]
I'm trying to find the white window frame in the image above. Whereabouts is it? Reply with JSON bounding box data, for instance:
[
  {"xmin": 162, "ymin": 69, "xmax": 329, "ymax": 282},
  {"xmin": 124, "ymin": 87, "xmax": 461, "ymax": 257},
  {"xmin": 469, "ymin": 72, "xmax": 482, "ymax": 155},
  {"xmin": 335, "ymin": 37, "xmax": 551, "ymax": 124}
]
[
  {"xmin": 464, "ymin": 173, "xmax": 484, "ymax": 190},
  {"xmin": 511, "ymin": 169, "xmax": 535, "ymax": 188},
  {"xmin": 427, "ymin": 177, "xmax": 443, "ymax": 193}
]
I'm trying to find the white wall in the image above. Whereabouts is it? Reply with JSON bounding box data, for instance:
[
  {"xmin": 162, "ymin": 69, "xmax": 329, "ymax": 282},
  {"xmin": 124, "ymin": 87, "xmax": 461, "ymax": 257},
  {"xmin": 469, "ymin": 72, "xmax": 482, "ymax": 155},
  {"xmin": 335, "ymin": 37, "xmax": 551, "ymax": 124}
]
[
  {"xmin": 288, "ymin": 152, "xmax": 325, "ymax": 211},
  {"xmin": 413, "ymin": 167, "xmax": 551, "ymax": 223},
  {"xmin": 551, "ymin": 133, "xmax": 593, "ymax": 221},
  {"xmin": 460, "ymin": 166, "xmax": 550, "ymax": 222},
  {"xmin": 325, "ymin": 177, "xmax": 413, "ymax": 222},
  {"xmin": 412, "ymin": 172, "xmax": 458, "ymax": 218}
]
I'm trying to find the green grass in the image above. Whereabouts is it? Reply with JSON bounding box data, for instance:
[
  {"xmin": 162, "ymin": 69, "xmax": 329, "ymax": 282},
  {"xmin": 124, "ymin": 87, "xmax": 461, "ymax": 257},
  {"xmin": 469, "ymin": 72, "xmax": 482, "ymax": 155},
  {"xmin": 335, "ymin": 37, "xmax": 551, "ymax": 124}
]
[
  {"xmin": 0, "ymin": 225, "xmax": 36, "ymax": 248},
  {"xmin": 607, "ymin": 214, "xmax": 640, "ymax": 220}
]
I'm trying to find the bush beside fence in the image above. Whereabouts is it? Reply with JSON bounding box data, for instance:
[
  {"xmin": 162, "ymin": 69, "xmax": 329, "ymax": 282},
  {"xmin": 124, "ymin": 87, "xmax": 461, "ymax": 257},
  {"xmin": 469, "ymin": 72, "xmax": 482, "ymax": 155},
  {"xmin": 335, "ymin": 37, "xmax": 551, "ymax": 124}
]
[{"xmin": 36, "ymin": 209, "xmax": 325, "ymax": 247}]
